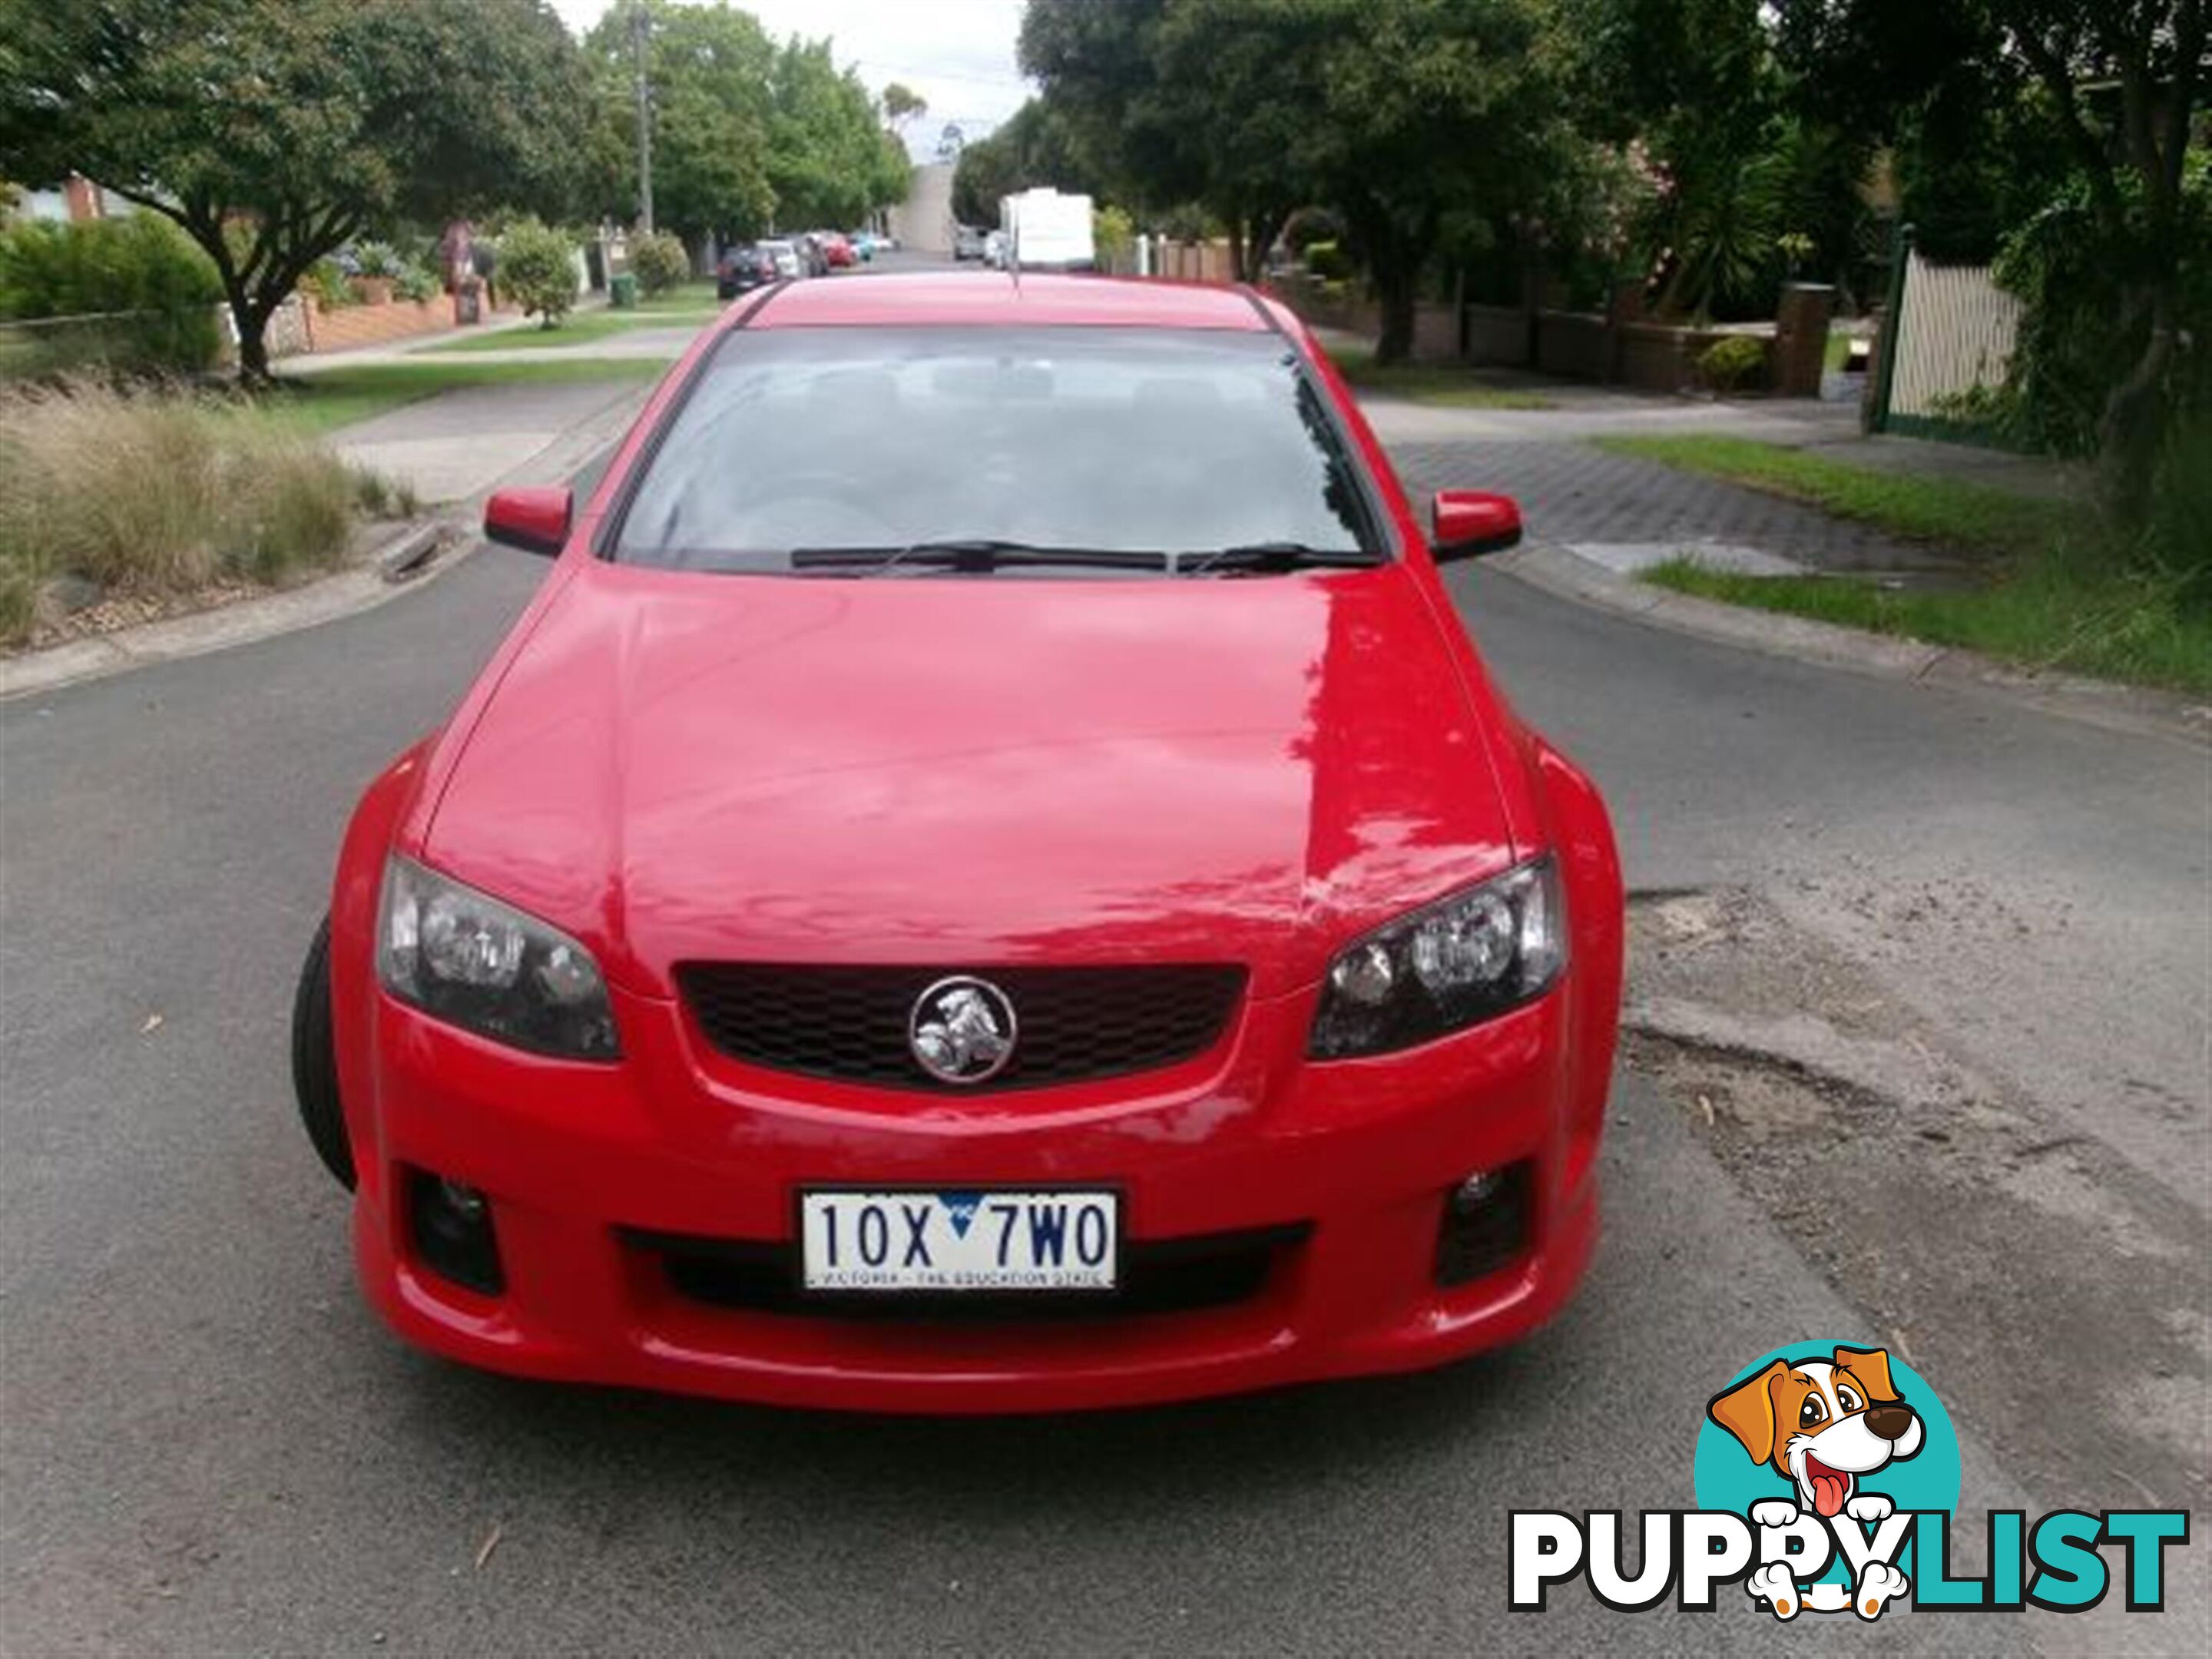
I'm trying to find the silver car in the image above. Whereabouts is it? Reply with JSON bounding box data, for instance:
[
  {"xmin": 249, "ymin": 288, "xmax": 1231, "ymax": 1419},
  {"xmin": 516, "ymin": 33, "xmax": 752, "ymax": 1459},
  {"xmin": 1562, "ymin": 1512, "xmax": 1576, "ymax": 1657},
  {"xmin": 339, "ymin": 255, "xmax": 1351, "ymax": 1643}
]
[{"xmin": 759, "ymin": 239, "xmax": 803, "ymax": 280}]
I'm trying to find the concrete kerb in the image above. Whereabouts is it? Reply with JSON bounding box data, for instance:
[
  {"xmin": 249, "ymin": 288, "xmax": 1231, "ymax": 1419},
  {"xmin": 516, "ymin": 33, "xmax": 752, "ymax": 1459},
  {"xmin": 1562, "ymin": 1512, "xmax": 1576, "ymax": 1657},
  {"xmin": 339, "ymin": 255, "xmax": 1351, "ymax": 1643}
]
[
  {"xmin": 1493, "ymin": 540, "xmax": 2212, "ymax": 748},
  {"xmin": 0, "ymin": 379, "xmax": 654, "ymax": 702}
]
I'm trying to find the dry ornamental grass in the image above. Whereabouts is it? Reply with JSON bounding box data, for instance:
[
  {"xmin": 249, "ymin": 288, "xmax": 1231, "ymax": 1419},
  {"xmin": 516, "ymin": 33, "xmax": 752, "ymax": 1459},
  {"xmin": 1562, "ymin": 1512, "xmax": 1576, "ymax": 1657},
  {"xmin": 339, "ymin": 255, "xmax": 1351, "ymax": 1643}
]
[{"xmin": 0, "ymin": 379, "xmax": 373, "ymax": 645}]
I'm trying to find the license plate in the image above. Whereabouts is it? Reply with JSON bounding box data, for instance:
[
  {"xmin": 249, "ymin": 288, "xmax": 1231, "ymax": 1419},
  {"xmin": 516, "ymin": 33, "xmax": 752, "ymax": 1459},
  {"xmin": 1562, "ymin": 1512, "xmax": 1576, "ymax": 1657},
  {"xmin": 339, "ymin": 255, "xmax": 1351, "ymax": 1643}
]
[{"xmin": 800, "ymin": 1190, "xmax": 1118, "ymax": 1292}]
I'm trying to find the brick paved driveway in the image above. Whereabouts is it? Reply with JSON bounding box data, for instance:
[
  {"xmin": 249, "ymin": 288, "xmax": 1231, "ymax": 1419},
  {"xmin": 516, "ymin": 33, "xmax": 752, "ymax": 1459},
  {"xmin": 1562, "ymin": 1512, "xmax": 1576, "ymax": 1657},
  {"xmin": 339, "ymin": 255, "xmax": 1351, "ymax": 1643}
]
[{"xmin": 1389, "ymin": 439, "xmax": 1978, "ymax": 575}]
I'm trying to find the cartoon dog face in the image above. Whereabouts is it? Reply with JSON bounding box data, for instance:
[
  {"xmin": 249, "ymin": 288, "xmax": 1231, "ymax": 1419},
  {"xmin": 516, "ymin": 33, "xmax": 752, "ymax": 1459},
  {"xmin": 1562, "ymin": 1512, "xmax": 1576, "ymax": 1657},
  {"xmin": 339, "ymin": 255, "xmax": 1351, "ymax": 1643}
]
[{"xmin": 1707, "ymin": 1346, "xmax": 1924, "ymax": 1518}]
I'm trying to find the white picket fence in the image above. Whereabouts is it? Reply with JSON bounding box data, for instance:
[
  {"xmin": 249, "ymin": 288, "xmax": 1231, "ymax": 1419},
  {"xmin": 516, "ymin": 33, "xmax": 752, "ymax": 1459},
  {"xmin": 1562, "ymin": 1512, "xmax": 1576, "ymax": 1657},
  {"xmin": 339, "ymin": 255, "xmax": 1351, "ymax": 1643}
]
[{"xmin": 1886, "ymin": 250, "xmax": 2021, "ymax": 421}]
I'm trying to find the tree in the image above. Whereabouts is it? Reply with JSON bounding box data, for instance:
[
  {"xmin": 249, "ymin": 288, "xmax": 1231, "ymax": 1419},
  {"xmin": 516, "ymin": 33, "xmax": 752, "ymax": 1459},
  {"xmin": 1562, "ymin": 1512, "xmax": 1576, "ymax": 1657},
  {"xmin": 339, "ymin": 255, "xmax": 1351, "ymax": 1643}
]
[
  {"xmin": 1021, "ymin": 0, "xmax": 1305, "ymax": 280},
  {"xmin": 883, "ymin": 81, "xmax": 929, "ymax": 134},
  {"xmin": 767, "ymin": 38, "xmax": 911, "ymax": 230},
  {"xmin": 0, "ymin": 0, "xmax": 588, "ymax": 382},
  {"xmin": 1775, "ymin": 0, "xmax": 2207, "ymax": 508},
  {"xmin": 1305, "ymin": 0, "xmax": 1575, "ymax": 360},
  {"xmin": 581, "ymin": 1, "xmax": 777, "ymax": 254},
  {"xmin": 950, "ymin": 101, "xmax": 1096, "ymax": 226},
  {"xmin": 1022, "ymin": 0, "xmax": 1575, "ymax": 352}
]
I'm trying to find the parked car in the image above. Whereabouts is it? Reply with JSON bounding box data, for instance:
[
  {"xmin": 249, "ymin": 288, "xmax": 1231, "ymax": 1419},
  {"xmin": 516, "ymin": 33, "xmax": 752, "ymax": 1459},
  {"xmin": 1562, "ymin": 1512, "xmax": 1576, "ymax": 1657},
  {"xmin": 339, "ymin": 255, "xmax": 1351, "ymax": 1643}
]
[
  {"xmin": 715, "ymin": 244, "xmax": 777, "ymax": 300},
  {"xmin": 757, "ymin": 238, "xmax": 801, "ymax": 280},
  {"xmin": 983, "ymin": 230, "xmax": 1010, "ymax": 270},
  {"xmin": 952, "ymin": 224, "xmax": 985, "ymax": 260},
  {"xmin": 293, "ymin": 272, "xmax": 1623, "ymax": 1413},
  {"xmin": 847, "ymin": 230, "xmax": 877, "ymax": 261},
  {"xmin": 819, "ymin": 231, "xmax": 856, "ymax": 269}
]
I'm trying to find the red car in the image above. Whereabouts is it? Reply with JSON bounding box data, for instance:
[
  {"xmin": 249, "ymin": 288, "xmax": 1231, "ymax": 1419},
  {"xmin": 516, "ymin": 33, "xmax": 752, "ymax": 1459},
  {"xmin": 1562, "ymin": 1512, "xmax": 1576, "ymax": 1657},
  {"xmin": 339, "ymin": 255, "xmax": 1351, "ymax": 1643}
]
[
  {"xmin": 819, "ymin": 230, "xmax": 856, "ymax": 268},
  {"xmin": 292, "ymin": 273, "xmax": 1623, "ymax": 1412}
]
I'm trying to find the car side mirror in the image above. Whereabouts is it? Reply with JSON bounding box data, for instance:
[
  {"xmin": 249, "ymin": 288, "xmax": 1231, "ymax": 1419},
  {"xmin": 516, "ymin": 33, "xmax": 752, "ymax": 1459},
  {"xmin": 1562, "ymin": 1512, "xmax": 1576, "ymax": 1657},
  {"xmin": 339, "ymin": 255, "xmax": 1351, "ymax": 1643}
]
[
  {"xmin": 483, "ymin": 486, "xmax": 571, "ymax": 557},
  {"xmin": 1430, "ymin": 490, "xmax": 1523, "ymax": 561}
]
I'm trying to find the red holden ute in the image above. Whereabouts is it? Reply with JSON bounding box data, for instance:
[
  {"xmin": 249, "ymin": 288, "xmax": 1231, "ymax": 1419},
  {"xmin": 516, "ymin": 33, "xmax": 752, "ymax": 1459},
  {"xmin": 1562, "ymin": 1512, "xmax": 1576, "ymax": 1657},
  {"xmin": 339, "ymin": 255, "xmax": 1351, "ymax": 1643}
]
[{"xmin": 291, "ymin": 273, "xmax": 1623, "ymax": 1412}]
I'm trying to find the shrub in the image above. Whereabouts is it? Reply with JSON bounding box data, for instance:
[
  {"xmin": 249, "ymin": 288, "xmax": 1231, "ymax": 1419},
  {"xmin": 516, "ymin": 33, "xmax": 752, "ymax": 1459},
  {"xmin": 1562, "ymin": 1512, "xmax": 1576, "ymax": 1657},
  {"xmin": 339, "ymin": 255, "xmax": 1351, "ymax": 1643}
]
[
  {"xmin": 629, "ymin": 232, "xmax": 690, "ymax": 296},
  {"xmin": 1283, "ymin": 207, "xmax": 1346, "ymax": 257},
  {"xmin": 1092, "ymin": 204, "xmax": 1134, "ymax": 272},
  {"xmin": 351, "ymin": 240, "xmax": 404, "ymax": 280},
  {"xmin": 1303, "ymin": 239, "xmax": 1352, "ymax": 282},
  {"xmin": 2138, "ymin": 409, "xmax": 2212, "ymax": 605},
  {"xmin": 303, "ymin": 258, "xmax": 355, "ymax": 311},
  {"xmin": 393, "ymin": 263, "xmax": 442, "ymax": 305},
  {"xmin": 0, "ymin": 215, "xmax": 222, "ymax": 376},
  {"xmin": 498, "ymin": 219, "xmax": 578, "ymax": 326},
  {"xmin": 1698, "ymin": 334, "xmax": 1768, "ymax": 393},
  {"xmin": 0, "ymin": 379, "xmax": 359, "ymax": 644}
]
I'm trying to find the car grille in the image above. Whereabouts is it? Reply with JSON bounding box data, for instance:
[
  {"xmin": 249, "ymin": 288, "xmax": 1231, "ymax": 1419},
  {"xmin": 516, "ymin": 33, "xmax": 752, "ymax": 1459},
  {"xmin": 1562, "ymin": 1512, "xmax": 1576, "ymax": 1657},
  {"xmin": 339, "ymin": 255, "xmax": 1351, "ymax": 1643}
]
[
  {"xmin": 676, "ymin": 962, "xmax": 1247, "ymax": 1092},
  {"xmin": 626, "ymin": 1222, "xmax": 1310, "ymax": 1322}
]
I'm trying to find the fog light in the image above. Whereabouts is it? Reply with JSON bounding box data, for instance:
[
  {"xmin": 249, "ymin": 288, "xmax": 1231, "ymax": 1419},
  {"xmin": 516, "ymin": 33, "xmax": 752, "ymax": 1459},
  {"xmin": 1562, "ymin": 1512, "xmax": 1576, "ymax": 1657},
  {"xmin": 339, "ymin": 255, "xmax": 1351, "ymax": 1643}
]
[
  {"xmin": 409, "ymin": 1168, "xmax": 503, "ymax": 1296},
  {"xmin": 1435, "ymin": 1161, "xmax": 1532, "ymax": 1287},
  {"xmin": 1451, "ymin": 1169, "xmax": 1502, "ymax": 1215}
]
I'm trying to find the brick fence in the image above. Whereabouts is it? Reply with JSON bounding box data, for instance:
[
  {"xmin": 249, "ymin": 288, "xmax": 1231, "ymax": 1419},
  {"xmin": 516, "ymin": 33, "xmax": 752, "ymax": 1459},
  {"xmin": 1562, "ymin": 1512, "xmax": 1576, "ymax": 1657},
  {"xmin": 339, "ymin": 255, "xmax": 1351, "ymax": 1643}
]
[
  {"xmin": 1268, "ymin": 274, "xmax": 1833, "ymax": 397},
  {"xmin": 303, "ymin": 296, "xmax": 454, "ymax": 353}
]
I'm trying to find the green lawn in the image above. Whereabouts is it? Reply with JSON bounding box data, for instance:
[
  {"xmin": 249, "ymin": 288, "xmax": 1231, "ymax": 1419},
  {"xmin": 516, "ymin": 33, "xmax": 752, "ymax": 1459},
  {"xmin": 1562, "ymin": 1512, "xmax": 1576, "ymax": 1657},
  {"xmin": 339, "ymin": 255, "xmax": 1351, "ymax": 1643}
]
[
  {"xmin": 245, "ymin": 357, "xmax": 665, "ymax": 435},
  {"xmin": 1606, "ymin": 436, "xmax": 2207, "ymax": 694},
  {"xmin": 1326, "ymin": 345, "xmax": 1554, "ymax": 410},
  {"xmin": 424, "ymin": 309, "xmax": 708, "ymax": 353},
  {"xmin": 630, "ymin": 282, "xmax": 724, "ymax": 315}
]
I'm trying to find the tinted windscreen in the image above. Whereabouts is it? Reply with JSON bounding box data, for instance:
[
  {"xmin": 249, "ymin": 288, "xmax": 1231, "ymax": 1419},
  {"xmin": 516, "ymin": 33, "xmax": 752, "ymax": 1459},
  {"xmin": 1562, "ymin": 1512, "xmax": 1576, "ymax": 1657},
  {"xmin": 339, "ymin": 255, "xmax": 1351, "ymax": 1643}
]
[{"xmin": 613, "ymin": 326, "xmax": 1379, "ymax": 569}]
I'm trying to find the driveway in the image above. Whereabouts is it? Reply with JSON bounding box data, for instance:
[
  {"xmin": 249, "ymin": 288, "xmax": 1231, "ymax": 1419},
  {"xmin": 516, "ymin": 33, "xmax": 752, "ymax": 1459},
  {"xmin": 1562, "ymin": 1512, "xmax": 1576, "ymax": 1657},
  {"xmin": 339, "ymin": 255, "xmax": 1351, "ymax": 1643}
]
[{"xmin": 1, "ymin": 416, "xmax": 2203, "ymax": 1652}]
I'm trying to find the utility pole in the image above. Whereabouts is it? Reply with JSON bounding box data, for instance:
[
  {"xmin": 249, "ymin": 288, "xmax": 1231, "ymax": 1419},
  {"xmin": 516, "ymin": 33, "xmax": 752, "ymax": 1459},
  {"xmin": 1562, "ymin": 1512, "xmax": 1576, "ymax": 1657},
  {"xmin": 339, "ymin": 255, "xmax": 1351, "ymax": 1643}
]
[{"xmin": 631, "ymin": 2, "xmax": 654, "ymax": 233}]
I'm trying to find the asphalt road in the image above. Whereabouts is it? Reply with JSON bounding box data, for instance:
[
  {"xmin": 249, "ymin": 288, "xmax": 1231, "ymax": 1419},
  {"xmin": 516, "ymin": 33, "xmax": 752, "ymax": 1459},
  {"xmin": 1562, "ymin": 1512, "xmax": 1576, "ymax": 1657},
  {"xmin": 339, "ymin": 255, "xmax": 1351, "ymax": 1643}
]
[{"xmin": 3, "ymin": 475, "xmax": 2205, "ymax": 1650}]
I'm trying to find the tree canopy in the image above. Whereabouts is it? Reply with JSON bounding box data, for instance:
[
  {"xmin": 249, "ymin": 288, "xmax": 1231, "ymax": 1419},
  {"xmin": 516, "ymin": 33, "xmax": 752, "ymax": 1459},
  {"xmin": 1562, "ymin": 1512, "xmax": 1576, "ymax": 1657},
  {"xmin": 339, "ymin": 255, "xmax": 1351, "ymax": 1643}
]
[
  {"xmin": 1022, "ymin": 0, "xmax": 1575, "ymax": 356},
  {"xmin": 581, "ymin": 4, "xmax": 909, "ymax": 246},
  {"xmin": 0, "ymin": 0, "xmax": 588, "ymax": 379},
  {"xmin": 583, "ymin": 0, "xmax": 777, "ymax": 247},
  {"xmin": 1012, "ymin": 0, "xmax": 2204, "ymax": 508}
]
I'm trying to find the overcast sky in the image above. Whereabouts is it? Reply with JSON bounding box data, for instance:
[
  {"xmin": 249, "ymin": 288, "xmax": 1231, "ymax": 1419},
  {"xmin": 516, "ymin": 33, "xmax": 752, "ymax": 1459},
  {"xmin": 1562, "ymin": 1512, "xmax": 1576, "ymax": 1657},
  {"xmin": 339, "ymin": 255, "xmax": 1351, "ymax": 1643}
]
[{"xmin": 548, "ymin": 0, "xmax": 1033, "ymax": 154}]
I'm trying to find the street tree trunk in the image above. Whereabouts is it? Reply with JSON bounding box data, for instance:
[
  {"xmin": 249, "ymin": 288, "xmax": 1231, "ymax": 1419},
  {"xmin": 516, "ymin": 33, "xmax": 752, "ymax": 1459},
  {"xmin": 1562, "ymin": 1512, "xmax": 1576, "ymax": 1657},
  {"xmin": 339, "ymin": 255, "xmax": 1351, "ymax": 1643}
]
[
  {"xmin": 227, "ymin": 286, "xmax": 273, "ymax": 386},
  {"xmin": 1373, "ymin": 263, "xmax": 1417, "ymax": 364},
  {"xmin": 1243, "ymin": 207, "xmax": 1287, "ymax": 284},
  {"xmin": 99, "ymin": 182, "xmax": 359, "ymax": 390},
  {"xmin": 2094, "ymin": 283, "xmax": 2178, "ymax": 516}
]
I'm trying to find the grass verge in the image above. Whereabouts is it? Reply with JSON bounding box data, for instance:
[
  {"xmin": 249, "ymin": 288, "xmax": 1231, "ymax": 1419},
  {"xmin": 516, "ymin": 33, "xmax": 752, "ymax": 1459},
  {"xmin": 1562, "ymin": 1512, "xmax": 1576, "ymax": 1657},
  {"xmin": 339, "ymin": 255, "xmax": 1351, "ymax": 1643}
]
[
  {"xmin": 0, "ymin": 379, "xmax": 398, "ymax": 645},
  {"xmin": 631, "ymin": 282, "xmax": 723, "ymax": 315},
  {"xmin": 1643, "ymin": 556, "xmax": 2211, "ymax": 695},
  {"xmin": 1613, "ymin": 435, "xmax": 2209, "ymax": 694},
  {"xmin": 1326, "ymin": 345, "xmax": 1553, "ymax": 409},
  {"xmin": 248, "ymin": 356, "xmax": 664, "ymax": 435},
  {"xmin": 425, "ymin": 310, "xmax": 708, "ymax": 353},
  {"xmin": 1593, "ymin": 434, "xmax": 2088, "ymax": 557},
  {"xmin": 1606, "ymin": 432, "xmax": 2211, "ymax": 695}
]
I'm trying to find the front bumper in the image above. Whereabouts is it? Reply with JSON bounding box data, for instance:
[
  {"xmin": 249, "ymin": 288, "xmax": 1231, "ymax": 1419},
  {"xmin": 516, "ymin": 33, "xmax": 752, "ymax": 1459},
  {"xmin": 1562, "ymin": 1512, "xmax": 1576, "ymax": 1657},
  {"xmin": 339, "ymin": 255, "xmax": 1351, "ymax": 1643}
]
[{"xmin": 347, "ymin": 979, "xmax": 1601, "ymax": 1412}]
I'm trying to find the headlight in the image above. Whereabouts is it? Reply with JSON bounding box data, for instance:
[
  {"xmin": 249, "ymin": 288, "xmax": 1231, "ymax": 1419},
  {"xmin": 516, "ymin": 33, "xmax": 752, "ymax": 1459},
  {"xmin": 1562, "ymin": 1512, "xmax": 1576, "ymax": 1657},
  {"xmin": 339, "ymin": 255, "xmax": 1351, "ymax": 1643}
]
[
  {"xmin": 1309, "ymin": 856, "xmax": 1565, "ymax": 1059},
  {"xmin": 376, "ymin": 856, "xmax": 620, "ymax": 1059}
]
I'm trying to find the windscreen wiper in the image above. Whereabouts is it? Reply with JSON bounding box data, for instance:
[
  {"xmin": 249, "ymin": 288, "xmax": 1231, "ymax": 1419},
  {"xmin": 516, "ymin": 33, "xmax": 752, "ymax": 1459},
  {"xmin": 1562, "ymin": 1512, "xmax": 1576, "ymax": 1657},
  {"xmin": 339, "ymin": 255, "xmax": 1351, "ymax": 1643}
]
[
  {"xmin": 790, "ymin": 538, "xmax": 1172, "ymax": 576},
  {"xmin": 1177, "ymin": 542, "xmax": 1386, "ymax": 576}
]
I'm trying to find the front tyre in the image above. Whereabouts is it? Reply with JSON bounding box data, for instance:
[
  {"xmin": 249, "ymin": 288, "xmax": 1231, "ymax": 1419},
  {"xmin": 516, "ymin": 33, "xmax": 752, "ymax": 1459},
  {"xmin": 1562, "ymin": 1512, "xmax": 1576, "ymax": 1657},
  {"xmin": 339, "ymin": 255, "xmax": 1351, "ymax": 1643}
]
[{"xmin": 290, "ymin": 916, "xmax": 356, "ymax": 1190}]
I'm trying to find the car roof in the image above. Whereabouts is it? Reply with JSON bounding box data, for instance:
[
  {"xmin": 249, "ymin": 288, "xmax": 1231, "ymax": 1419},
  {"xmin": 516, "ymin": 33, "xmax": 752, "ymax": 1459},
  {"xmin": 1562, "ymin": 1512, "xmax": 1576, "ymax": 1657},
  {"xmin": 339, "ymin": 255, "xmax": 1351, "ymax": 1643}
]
[{"xmin": 744, "ymin": 273, "xmax": 1273, "ymax": 331}]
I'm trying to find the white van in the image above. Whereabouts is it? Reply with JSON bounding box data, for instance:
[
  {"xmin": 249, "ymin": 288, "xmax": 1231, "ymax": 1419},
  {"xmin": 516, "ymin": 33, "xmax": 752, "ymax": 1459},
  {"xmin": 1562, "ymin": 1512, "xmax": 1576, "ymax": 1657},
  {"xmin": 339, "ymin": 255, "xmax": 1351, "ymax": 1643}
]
[{"xmin": 1000, "ymin": 188, "xmax": 1094, "ymax": 271}]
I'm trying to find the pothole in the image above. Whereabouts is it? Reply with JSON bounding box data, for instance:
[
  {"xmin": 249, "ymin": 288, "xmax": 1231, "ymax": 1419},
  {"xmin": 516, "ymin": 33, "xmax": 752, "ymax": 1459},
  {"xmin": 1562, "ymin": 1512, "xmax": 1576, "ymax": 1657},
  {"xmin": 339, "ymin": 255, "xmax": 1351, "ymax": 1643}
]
[{"xmin": 1622, "ymin": 886, "xmax": 2209, "ymax": 1512}]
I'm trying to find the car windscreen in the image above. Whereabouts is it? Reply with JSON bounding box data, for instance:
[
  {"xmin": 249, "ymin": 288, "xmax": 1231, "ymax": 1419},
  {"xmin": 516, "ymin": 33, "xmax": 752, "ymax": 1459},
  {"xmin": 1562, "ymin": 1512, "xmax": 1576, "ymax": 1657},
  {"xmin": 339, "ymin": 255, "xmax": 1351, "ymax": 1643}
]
[{"xmin": 610, "ymin": 326, "xmax": 1382, "ymax": 571}]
